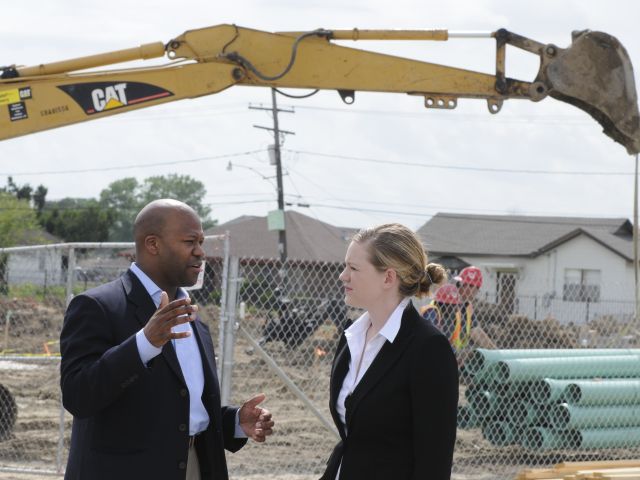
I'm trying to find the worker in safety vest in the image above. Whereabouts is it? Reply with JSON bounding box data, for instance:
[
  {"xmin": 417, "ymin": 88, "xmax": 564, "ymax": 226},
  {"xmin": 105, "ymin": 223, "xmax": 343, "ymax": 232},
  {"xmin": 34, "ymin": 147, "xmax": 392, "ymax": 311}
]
[
  {"xmin": 419, "ymin": 284, "xmax": 468, "ymax": 349},
  {"xmin": 421, "ymin": 267, "xmax": 496, "ymax": 367},
  {"xmin": 454, "ymin": 266, "xmax": 495, "ymax": 351}
]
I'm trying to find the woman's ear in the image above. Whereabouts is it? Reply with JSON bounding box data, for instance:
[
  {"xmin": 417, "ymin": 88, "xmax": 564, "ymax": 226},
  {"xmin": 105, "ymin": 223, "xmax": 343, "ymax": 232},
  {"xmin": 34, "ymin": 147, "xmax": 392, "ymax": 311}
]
[{"xmin": 383, "ymin": 268, "xmax": 398, "ymax": 289}]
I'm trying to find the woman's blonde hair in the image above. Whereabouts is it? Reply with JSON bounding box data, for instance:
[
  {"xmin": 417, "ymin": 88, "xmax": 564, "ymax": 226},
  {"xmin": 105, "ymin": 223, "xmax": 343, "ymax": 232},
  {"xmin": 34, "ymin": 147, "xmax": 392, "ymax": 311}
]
[{"xmin": 352, "ymin": 223, "xmax": 446, "ymax": 298}]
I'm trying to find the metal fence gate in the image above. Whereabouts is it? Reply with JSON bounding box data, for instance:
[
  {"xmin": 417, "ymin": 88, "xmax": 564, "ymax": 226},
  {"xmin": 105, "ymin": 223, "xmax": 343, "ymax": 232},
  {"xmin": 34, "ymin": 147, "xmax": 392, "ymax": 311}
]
[{"xmin": 2, "ymin": 238, "xmax": 640, "ymax": 479}]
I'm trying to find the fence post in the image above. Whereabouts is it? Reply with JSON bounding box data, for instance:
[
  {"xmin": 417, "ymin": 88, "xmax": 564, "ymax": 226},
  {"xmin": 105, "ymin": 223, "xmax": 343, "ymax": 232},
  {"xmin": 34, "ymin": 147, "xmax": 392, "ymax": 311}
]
[
  {"xmin": 220, "ymin": 256, "xmax": 240, "ymax": 406},
  {"xmin": 237, "ymin": 325, "xmax": 340, "ymax": 440},
  {"xmin": 65, "ymin": 246, "xmax": 76, "ymax": 307},
  {"xmin": 2, "ymin": 311, "xmax": 10, "ymax": 353},
  {"xmin": 217, "ymin": 232, "xmax": 230, "ymax": 379}
]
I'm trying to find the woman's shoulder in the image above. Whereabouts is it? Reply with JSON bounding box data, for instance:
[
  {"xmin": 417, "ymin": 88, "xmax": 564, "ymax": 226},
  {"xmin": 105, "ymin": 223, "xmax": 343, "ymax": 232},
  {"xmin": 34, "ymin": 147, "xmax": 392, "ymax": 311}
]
[{"xmin": 406, "ymin": 303, "xmax": 448, "ymax": 340}]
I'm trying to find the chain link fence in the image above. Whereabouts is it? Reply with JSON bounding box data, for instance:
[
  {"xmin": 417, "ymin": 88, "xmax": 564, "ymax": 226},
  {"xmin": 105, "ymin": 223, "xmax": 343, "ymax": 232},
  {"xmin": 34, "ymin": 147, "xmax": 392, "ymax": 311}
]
[{"xmin": 1, "ymin": 241, "xmax": 640, "ymax": 479}]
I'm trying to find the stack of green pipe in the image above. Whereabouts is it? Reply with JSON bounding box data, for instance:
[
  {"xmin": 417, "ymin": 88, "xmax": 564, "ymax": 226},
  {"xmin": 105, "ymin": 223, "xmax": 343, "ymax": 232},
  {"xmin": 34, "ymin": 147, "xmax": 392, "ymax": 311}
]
[
  {"xmin": 565, "ymin": 379, "xmax": 640, "ymax": 406},
  {"xmin": 494, "ymin": 355, "xmax": 640, "ymax": 383},
  {"xmin": 459, "ymin": 348, "xmax": 640, "ymax": 451},
  {"xmin": 551, "ymin": 404, "xmax": 640, "ymax": 429},
  {"xmin": 465, "ymin": 348, "xmax": 640, "ymax": 382}
]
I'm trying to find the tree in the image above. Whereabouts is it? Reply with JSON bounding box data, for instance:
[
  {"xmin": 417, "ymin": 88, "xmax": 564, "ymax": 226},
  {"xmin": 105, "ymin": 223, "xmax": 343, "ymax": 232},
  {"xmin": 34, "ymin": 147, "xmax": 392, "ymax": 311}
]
[
  {"xmin": 99, "ymin": 174, "xmax": 216, "ymax": 240},
  {"xmin": 139, "ymin": 174, "xmax": 214, "ymax": 229},
  {"xmin": 99, "ymin": 177, "xmax": 140, "ymax": 241},
  {"xmin": 1, "ymin": 176, "xmax": 48, "ymax": 215},
  {"xmin": 0, "ymin": 192, "xmax": 41, "ymax": 247},
  {"xmin": 40, "ymin": 198, "xmax": 115, "ymax": 242},
  {"xmin": 0, "ymin": 192, "xmax": 42, "ymax": 293}
]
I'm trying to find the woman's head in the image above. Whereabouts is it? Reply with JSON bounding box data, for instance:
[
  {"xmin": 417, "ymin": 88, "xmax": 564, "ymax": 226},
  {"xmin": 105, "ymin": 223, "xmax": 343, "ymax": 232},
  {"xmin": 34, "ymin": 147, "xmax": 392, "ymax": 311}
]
[{"xmin": 339, "ymin": 223, "xmax": 446, "ymax": 307}]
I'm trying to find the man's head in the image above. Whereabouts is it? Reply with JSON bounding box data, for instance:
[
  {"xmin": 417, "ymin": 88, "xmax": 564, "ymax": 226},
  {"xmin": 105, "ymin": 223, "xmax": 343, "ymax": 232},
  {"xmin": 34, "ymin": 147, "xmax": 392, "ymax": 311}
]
[
  {"xmin": 134, "ymin": 199, "xmax": 205, "ymax": 297},
  {"xmin": 434, "ymin": 283, "xmax": 461, "ymax": 305},
  {"xmin": 455, "ymin": 266, "xmax": 483, "ymax": 303}
]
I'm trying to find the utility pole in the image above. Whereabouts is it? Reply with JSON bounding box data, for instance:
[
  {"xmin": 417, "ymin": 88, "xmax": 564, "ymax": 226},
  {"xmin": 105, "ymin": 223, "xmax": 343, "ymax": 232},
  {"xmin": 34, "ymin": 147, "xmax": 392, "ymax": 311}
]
[
  {"xmin": 635, "ymin": 154, "xmax": 639, "ymax": 325},
  {"xmin": 250, "ymin": 89, "xmax": 295, "ymax": 262}
]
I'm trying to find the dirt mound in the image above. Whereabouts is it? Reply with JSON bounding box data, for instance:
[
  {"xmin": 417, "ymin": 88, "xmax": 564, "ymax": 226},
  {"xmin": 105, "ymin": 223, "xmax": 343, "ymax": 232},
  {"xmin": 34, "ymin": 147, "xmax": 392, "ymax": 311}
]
[
  {"xmin": 484, "ymin": 314, "xmax": 578, "ymax": 349},
  {"xmin": 0, "ymin": 298, "xmax": 64, "ymax": 355}
]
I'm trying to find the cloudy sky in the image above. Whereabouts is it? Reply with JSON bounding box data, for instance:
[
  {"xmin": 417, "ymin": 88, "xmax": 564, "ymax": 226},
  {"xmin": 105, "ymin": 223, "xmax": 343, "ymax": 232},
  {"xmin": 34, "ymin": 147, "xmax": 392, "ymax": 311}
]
[{"xmin": 2, "ymin": 0, "xmax": 639, "ymax": 231}]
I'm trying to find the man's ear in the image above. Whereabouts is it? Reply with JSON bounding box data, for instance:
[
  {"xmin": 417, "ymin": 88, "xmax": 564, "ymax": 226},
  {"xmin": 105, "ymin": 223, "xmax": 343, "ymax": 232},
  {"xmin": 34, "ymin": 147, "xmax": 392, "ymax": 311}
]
[{"xmin": 144, "ymin": 235, "xmax": 160, "ymax": 256}]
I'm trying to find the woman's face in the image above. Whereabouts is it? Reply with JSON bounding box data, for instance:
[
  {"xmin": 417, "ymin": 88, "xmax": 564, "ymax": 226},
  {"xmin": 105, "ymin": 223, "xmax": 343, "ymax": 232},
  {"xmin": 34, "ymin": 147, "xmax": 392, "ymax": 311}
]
[{"xmin": 339, "ymin": 241, "xmax": 388, "ymax": 309}]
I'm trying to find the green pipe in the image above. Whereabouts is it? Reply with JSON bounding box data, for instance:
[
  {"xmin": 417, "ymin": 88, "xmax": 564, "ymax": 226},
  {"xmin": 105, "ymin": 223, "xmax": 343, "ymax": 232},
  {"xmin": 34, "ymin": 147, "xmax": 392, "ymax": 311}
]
[
  {"xmin": 464, "ymin": 380, "xmax": 490, "ymax": 403},
  {"xmin": 491, "ymin": 381, "xmax": 532, "ymax": 399},
  {"xmin": 551, "ymin": 403, "xmax": 640, "ymax": 429},
  {"xmin": 508, "ymin": 401, "xmax": 549, "ymax": 426},
  {"xmin": 529, "ymin": 378, "xmax": 576, "ymax": 404},
  {"xmin": 466, "ymin": 348, "xmax": 640, "ymax": 380},
  {"xmin": 565, "ymin": 379, "xmax": 640, "ymax": 406},
  {"xmin": 468, "ymin": 390, "xmax": 501, "ymax": 418},
  {"xmin": 494, "ymin": 355, "xmax": 640, "ymax": 384},
  {"xmin": 570, "ymin": 427, "xmax": 640, "ymax": 449},
  {"xmin": 521, "ymin": 426, "xmax": 573, "ymax": 450},
  {"xmin": 482, "ymin": 421, "xmax": 519, "ymax": 446}
]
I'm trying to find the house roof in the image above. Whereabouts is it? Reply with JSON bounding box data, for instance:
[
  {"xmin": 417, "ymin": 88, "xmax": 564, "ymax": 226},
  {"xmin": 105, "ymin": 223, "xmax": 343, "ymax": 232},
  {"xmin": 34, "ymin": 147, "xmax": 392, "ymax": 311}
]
[
  {"xmin": 417, "ymin": 213, "xmax": 633, "ymax": 261},
  {"xmin": 205, "ymin": 211, "xmax": 352, "ymax": 263},
  {"xmin": 15, "ymin": 228, "xmax": 62, "ymax": 246}
]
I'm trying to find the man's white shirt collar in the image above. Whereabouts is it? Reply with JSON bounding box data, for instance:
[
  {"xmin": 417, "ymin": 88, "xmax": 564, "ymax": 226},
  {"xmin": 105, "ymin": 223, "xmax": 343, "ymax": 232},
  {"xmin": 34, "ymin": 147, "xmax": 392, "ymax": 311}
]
[{"xmin": 130, "ymin": 262, "xmax": 188, "ymax": 305}]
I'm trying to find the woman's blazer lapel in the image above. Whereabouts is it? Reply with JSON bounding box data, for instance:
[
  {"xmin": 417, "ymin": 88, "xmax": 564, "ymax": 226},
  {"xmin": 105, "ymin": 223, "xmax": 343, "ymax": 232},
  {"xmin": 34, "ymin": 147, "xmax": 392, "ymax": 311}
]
[
  {"xmin": 329, "ymin": 334, "xmax": 350, "ymax": 439},
  {"xmin": 344, "ymin": 304, "xmax": 417, "ymax": 431}
]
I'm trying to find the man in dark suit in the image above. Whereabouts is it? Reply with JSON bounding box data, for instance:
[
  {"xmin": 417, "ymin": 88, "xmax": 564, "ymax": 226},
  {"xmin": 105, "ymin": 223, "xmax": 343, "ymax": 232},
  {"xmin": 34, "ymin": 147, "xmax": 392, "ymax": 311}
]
[{"xmin": 60, "ymin": 199, "xmax": 273, "ymax": 480}]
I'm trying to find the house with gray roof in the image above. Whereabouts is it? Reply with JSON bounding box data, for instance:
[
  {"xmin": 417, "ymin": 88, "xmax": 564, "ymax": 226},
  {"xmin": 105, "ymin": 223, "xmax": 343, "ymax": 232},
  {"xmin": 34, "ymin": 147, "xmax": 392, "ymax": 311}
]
[
  {"xmin": 204, "ymin": 211, "xmax": 354, "ymax": 305},
  {"xmin": 205, "ymin": 210, "xmax": 353, "ymax": 263},
  {"xmin": 417, "ymin": 213, "xmax": 636, "ymax": 324}
]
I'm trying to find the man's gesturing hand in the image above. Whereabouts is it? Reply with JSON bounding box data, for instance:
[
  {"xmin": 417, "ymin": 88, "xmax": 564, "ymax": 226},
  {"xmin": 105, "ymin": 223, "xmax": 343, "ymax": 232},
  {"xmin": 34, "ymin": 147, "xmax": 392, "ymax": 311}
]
[
  {"xmin": 143, "ymin": 292, "xmax": 198, "ymax": 348},
  {"xmin": 239, "ymin": 393, "xmax": 274, "ymax": 442}
]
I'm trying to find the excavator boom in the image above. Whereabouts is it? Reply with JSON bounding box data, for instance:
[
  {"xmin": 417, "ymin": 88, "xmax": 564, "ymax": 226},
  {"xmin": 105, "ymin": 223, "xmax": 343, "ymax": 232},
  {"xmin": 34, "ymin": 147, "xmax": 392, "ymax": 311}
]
[{"xmin": 1, "ymin": 25, "xmax": 638, "ymax": 153}]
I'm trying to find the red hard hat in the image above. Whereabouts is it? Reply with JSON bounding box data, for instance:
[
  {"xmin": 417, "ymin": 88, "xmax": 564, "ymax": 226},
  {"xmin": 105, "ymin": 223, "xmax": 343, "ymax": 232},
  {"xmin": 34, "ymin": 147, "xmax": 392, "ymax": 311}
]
[
  {"xmin": 454, "ymin": 266, "xmax": 483, "ymax": 288},
  {"xmin": 434, "ymin": 284, "xmax": 461, "ymax": 305}
]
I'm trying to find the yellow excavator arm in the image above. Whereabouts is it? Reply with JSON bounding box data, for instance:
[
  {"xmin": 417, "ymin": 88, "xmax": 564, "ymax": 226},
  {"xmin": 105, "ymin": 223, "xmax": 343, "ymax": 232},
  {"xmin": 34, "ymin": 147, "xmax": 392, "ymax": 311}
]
[{"xmin": 1, "ymin": 24, "xmax": 639, "ymax": 154}]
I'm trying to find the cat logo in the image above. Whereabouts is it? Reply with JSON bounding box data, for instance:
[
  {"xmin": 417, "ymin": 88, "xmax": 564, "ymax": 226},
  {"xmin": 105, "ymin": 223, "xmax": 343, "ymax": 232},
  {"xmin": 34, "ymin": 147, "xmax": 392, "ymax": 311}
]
[
  {"xmin": 58, "ymin": 81, "xmax": 173, "ymax": 115},
  {"xmin": 91, "ymin": 83, "xmax": 128, "ymax": 112}
]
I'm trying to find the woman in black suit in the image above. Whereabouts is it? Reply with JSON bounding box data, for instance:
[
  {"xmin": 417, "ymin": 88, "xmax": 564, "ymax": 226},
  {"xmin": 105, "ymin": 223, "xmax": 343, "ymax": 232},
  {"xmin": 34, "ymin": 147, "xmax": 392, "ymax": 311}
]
[{"xmin": 321, "ymin": 223, "xmax": 459, "ymax": 480}]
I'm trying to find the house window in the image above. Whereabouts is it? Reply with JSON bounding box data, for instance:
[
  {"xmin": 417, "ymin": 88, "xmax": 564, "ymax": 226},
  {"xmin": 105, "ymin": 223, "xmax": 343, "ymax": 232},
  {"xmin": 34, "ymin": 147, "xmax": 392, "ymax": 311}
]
[
  {"xmin": 496, "ymin": 271, "xmax": 518, "ymax": 315},
  {"xmin": 563, "ymin": 268, "xmax": 600, "ymax": 302}
]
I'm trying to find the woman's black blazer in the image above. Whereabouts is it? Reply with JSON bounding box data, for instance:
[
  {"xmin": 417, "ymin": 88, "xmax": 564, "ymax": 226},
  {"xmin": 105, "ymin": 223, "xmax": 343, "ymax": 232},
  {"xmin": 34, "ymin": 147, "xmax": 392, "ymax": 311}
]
[{"xmin": 321, "ymin": 302, "xmax": 459, "ymax": 480}]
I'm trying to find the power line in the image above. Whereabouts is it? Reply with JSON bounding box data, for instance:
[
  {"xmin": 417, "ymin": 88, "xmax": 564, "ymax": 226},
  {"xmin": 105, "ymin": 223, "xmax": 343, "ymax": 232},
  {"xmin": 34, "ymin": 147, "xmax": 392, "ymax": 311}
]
[
  {"xmin": 3, "ymin": 147, "xmax": 631, "ymax": 177},
  {"xmin": 286, "ymin": 149, "xmax": 633, "ymax": 176},
  {"xmin": 1, "ymin": 150, "xmax": 264, "ymax": 176}
]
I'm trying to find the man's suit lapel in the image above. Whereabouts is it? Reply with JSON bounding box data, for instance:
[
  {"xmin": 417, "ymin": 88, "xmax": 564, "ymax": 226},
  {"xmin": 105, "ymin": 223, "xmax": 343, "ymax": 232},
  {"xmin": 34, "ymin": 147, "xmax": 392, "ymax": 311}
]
[
  {"xmin": 345, "ymin": 304, "xmax": 417, "ymax": 431},
  {"xmin": 191, "ymin": 319, "xmax": 218, "ymax": 384},
  {"xmin": 121, "ymin": 270, "xmax": 186, "ymax": 385}
]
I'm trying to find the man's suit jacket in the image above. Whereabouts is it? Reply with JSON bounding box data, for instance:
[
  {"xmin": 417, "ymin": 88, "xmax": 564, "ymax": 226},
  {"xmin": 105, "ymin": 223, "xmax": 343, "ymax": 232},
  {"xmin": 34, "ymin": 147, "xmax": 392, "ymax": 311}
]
[
  {"xmin": 60, "ymin": 270, "xmax": 246, "ymax": 480},
  {"xmin": 321, "ymin": 303, "xmax": 459, "ymax": 480}
]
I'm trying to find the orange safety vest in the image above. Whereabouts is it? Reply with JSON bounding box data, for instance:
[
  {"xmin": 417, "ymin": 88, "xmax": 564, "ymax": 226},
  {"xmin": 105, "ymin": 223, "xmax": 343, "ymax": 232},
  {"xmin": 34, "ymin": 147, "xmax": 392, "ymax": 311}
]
[{"xmin": 420, "ymin": 301, "xmax": 473, "ymax": 349}]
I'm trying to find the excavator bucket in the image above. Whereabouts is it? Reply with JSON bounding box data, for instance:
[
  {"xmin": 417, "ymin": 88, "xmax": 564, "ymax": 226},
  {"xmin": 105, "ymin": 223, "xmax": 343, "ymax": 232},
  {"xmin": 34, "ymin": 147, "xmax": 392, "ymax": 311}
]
[{"xmin": 544, "ymin": 30, "xmax": 640, "ymax": 155}]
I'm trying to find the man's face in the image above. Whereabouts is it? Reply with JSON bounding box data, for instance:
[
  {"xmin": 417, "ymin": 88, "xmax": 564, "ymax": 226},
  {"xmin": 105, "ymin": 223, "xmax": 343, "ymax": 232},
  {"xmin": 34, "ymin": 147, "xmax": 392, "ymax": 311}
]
[
  {"xmin": 458, "ymin": 283, "xmax": 480, "ymax": 303},
  {"xmin": 155, "ymin": 209, "xmax": 205, "ymax": 289}
]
